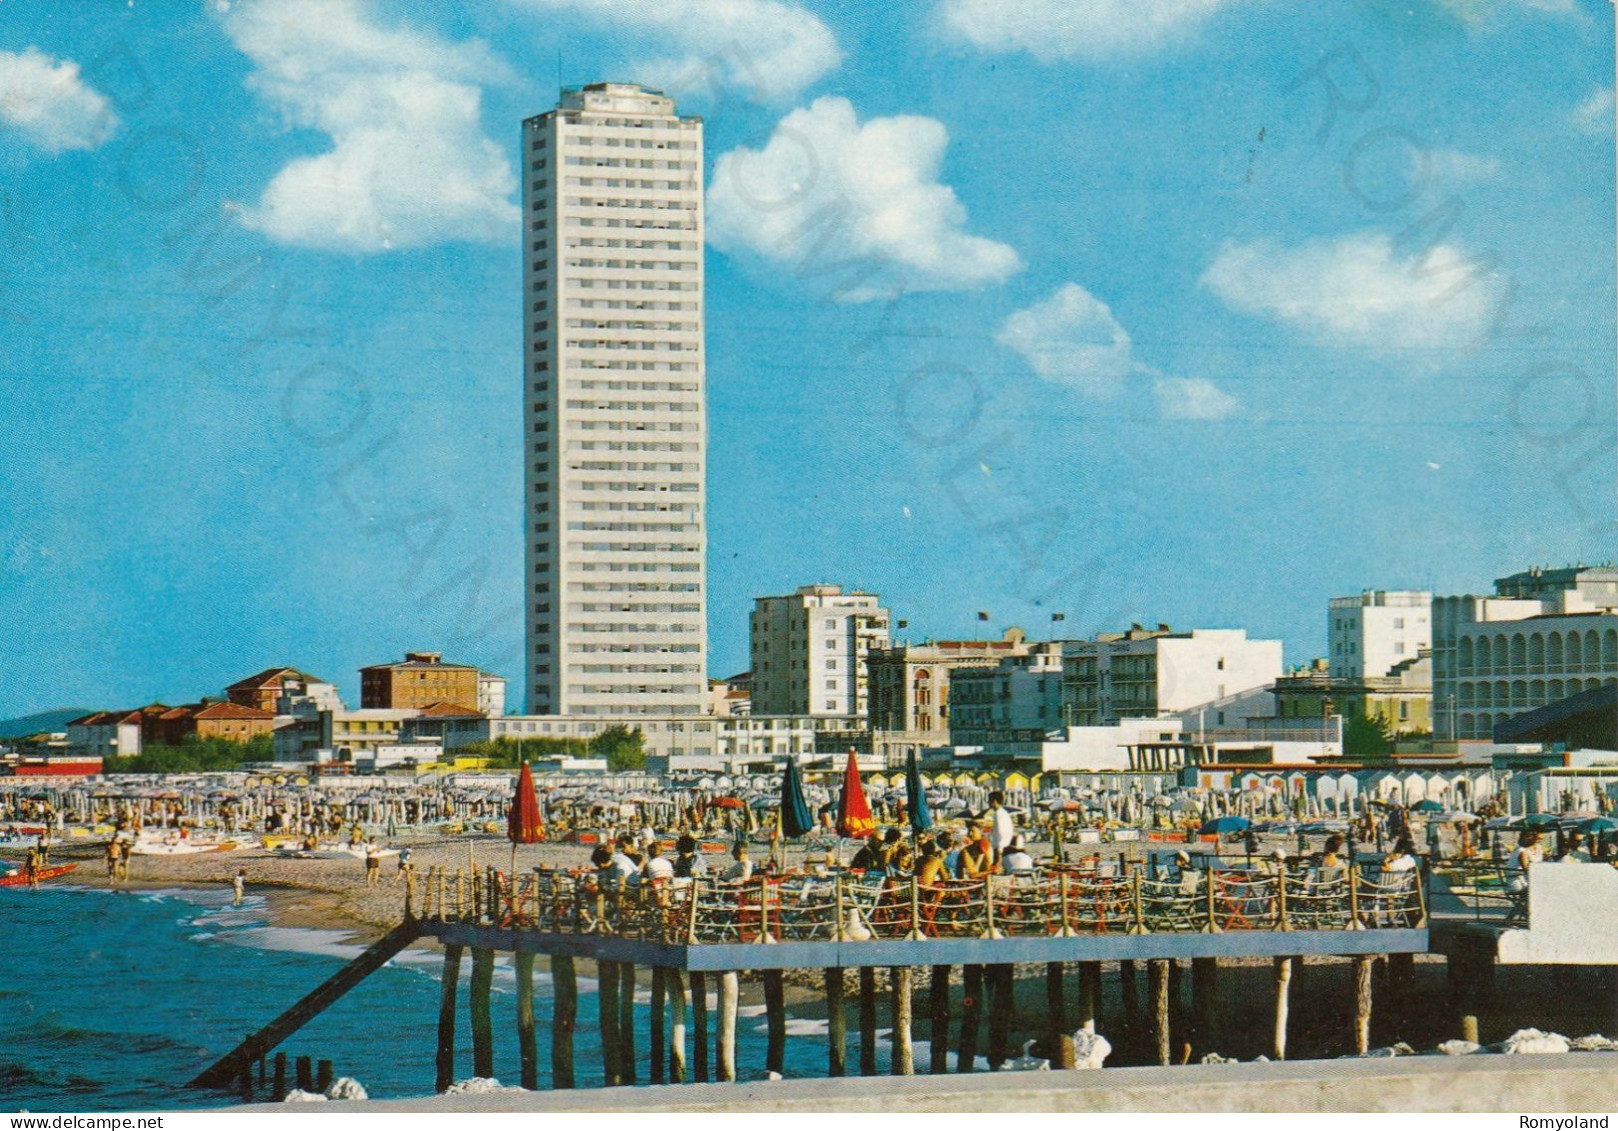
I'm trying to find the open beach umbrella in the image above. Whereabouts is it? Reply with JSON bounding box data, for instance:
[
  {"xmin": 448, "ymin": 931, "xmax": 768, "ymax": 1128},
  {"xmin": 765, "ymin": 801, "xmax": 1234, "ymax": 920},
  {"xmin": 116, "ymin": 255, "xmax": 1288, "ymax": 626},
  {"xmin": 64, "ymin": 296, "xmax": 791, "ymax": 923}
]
[
  {"xmin": 836, "ymin": 750, "xmax": 876, "ymax": 840},
  {"xmin": 1412, "ymin": 800, "xmax": 1444, "ymax": 813},
  {"xmin": 1521, "ymin": 813, "xmax": 1561, "ymax": 831},
  {"xmin": 1577, "ymin": 816, "xmax": 1618, "ymax": 834},
  {"xmin": 1200, "ymin": 815, "xmax": 1250, "ymax": 835},
  {"xmin": 905, "ymin": 751, "xmax": 933, "ymax": 835},
  {"xmin": 507, "ymin": 761, "xmax": 544, "ymax": 872},
  {"xmin": 779, "ymin": 756, "xmax": 814, "ymax": 839}
]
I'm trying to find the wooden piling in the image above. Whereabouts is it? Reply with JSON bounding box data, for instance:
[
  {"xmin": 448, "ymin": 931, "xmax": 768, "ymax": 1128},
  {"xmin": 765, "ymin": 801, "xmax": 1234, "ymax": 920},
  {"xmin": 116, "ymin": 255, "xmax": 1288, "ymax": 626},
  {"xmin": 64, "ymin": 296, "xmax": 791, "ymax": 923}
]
[
  {"xmin": 668, "ymin": 965, "xmax": 688, "ymax": 1084},
  {"xmin": 691, "ymin": 971, "xmax": 709, "ymax": 1083},
  {"xmin": 618, "ymin": 963, "xmax": 636, "ymax": 1085},
  {"xmin": 515, "ymin": 951, "xmax": 537, "ymax": 1090},
  {"xmin": 1354, "ymin": 955, "xmax": 1374, "ymax": 1056},
  {"xmin": 891, "ymin": 966, "xmax": 914, "ymax": 1076},
  {"xmin": 1192, "ymin": 957, "xmax": 1218, "ymax": 1055},
  {"xmin": 827, "ymin": 968, "xmax": 847, "ymax": 1078},
  {"xmin": 929, "ymin": 965, "xmax": 951, "ymax": 1075},
  {"xmin": 1077, "ymin": 961, "xmax": 1101, "ymax": 1036},
  {"xmin": 1149, "ymin": 959, "xmax": 1171, "ymax": 1067},
  {"xmin": 1045, "ymin": 962, "xmax": 1066, "ymax": 1039},
  {"xmin": 764, "ymin": 968, "xmax": 786, "ymax": 1076},
  {"xmin": 1461, "ymin": 1013, "xmax": 1480, "ymax": 1045},
  {"xmin": 1388, "ymin": 952, "xmax": 1414, "ymax": 1039},
  {"xmin": 1120, "ymin": 958, "xmax": 1139, "ymax": 1018},
  {"xmin": 295, "ymin": 1055, "xmax": 313, "ymax": 1093},
  {"xmin": 958, "ymin": 964, "xmax": 983, "ymax": 1073},
  {"xmin": 859, "ymin": 967, "xmax": 878, "ymax": 1076},
  {"xmin": 1273, "ymin": 957, "xmax": 1292, "ymax": 1061},
  {"xmin": 469, "ymin": 946, "xmax": 495, "ymax": 1080},
  {"xmin": 986, "ymin": 964, "xmax": 1013, "ymax": 1070},
  {"xmin": 272, "ymin": 1052, "xmax": 287, "ymax": 1101},
  {"xmin": 552, "ymin": 954, "xmax": 577, "ymax": 1090},
  {"xmin": 315, "ymin": 1060, "xmax": 333, "ymax": 1093},
  {"xmin": 717, "ymin": 970, "xmax": 739, "ymax": 1083},
  {"xmin": 650, "ymin": 967, "xmax": 667, "ymax": 1085},
  {"xmin": 435, "ymin": 944, "xmax": 463, "ymax": 1093},
  {"xmin": 599, "ymin": 959, "xmax": 622, "ymax": 1086}
]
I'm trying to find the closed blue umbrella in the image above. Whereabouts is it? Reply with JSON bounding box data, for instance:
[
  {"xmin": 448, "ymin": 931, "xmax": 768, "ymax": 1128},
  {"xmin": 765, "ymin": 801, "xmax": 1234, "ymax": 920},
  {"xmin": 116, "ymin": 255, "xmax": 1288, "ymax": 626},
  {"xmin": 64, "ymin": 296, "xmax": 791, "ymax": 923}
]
[
  {"xmin": 905, "ymin": 751, "xmax": 933, "ymax": 833},
  {"xmin": 778, "ymin": 755, "xmax": 814, "ymax": 838}
]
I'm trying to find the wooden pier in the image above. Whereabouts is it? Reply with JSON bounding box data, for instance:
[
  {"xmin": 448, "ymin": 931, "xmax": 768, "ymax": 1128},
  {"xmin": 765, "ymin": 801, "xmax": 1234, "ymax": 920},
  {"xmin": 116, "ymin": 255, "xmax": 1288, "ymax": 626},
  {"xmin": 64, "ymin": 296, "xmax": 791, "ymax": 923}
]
[{"xmin": 189, "ymin": 858, "xmax": 1431, "ymax": 1094}]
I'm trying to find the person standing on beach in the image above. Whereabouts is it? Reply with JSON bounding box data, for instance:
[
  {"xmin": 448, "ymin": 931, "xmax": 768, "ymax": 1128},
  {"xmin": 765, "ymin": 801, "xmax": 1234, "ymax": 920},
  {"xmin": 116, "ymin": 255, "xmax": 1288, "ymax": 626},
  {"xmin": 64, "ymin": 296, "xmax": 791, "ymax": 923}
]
[
  {"xmin": 233, "ymin": 868, "xmax": 246, "ymax": 906},
  {"xmin": 364, "ymin": 844, "xmax": 382, "ymax": 887}
]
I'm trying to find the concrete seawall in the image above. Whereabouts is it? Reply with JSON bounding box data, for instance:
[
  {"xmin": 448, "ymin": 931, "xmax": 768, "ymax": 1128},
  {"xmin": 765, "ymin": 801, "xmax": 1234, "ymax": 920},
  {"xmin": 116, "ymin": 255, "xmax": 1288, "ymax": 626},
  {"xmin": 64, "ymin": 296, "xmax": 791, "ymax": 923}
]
[{"xmin": 253, "ymin": 1054, "xmax": 1618, "ymax": 1113}]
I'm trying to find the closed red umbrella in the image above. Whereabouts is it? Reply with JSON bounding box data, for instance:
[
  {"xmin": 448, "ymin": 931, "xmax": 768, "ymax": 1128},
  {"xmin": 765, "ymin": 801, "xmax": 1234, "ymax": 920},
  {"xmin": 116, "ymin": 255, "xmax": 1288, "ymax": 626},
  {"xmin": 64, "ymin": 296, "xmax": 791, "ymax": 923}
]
[
  {"xmin": 508, "ymin": 762, "xmax": 544, "ymax": 872},
  {"xmin": 836, "ymin": 750, "xmax": 875, "ymax": 840}
]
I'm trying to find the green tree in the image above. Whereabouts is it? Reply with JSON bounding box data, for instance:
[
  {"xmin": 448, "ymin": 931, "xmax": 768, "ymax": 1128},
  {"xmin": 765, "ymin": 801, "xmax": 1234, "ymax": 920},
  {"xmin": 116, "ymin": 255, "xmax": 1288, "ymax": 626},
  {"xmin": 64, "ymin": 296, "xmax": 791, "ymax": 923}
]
[
  {"xmin": 590, "ymin": 724, "xmax": 646, "ymax": 772},
  {"xmin": 1343, "ymin": 712, "xmax": 1395, "ymax": 758}
]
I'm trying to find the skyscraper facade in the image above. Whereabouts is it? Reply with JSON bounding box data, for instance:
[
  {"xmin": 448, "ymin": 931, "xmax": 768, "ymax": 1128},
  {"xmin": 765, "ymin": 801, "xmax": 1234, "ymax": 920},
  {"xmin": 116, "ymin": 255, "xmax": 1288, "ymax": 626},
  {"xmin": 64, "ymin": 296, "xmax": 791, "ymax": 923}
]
[{"xmin": 523, "ymin": 84, "xmax": 707, "ymax": 716}]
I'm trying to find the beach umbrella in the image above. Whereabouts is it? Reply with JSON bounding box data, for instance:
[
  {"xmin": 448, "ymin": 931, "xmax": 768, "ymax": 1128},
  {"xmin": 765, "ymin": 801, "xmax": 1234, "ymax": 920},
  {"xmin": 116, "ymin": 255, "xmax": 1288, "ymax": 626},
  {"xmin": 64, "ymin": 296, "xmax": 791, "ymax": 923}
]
[
  {"xmin": 1578, "ymin": 816, "xmax": 1618, "ymax": 834},
  {"xmin": 779, "ymin": 756, "xmax": 814, "ymax": 839},
  {"xmin": 1412, "ymin": 800, "xmax": 1444, "ymax": 813},
  {"xmin": 836, "ymin": 750, "xmax": 876, "ymax": 840},
  {"xmin": 1200, "ymin": 815, "xmax": 1250, "ymax": 835},
  {"xmin": 506, "ymin": 761, "xmax": 544, "ymax": 874},
  {"xmin": 905, "ymin": 751, "xmax": 933, "ymax": 835},
  {"xmin": 1521, "ymin": 813, "xmax": 1561, "ymax": 831}
]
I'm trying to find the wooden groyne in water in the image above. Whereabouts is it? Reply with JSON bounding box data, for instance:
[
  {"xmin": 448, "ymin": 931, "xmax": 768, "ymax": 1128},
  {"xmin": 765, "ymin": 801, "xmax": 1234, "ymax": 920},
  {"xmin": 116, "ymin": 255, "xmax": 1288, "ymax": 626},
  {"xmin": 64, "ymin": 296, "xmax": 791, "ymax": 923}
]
[{"xmin": 190, "ymin": 858, "xmax": 1436, "ymax": 1093}]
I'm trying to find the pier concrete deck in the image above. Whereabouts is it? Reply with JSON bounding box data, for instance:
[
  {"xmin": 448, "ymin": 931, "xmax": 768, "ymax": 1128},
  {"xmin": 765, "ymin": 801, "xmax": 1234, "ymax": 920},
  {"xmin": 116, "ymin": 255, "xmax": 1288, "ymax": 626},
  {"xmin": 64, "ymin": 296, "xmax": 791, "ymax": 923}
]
[{"xmin": 241, "ymin": 1054, "xmax": 1618, "ymax": 1114}]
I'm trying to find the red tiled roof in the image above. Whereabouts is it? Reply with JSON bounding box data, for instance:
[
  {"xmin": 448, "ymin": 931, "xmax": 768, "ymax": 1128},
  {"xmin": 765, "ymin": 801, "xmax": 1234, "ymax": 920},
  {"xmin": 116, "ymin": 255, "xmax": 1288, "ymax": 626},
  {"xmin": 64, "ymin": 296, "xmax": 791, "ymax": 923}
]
[
  {"xmin": 227, "ymin": 667, "xmax": 319, "ymax": 692},
  {"xmin": 415, "ymin": 701, "xmax": 486, "ymax": 718},
  {"xmin": 193, "ymin": 702, "xmax": 277, "ymax": 720}
]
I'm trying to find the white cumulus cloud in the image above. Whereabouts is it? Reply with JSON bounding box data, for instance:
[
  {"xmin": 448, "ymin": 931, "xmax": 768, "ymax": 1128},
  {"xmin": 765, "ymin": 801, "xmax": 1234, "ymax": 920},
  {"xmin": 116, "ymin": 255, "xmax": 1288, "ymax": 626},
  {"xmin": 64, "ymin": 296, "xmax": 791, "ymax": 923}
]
[
  {"xmin": 1575, "ymin": 87, "xmax": 1614, "ymax": 136},
  {"xmin": 939, "ymin": 0, "xmax": 1243, "ymax": 63},
  {"xmin": 1154, "ymin": 377, "xmax": 1239, "ymax": 420},
  {"xmin": 217, "ymin": 0, "xmax": 519, "ymax": 253},
  {"xmin": 511, "ymin": 0, "xmax": 839, "ymax": 101},
  {"xmin": 996, "ymin": 283, "xmax": 1134, "ymax": 399},
  {"xmin": 1201, "ymin": 232, "xmax": 1505, "ymax": 354},
  {"xmin": 0, "ymin": 47, "xmax": 117, "ymax": 153},
  {"xmin": 997, "ymin": 282, "xmax": 1238, "ymax": 420},
  {"xmin": 707, "ymin": 96, "xmax": 1020, "ymax": 299}
]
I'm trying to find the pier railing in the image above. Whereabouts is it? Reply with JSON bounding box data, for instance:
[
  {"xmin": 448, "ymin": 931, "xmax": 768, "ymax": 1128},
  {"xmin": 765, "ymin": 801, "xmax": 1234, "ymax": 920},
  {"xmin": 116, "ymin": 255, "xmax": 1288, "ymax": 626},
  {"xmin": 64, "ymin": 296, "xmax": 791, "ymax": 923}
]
[{"xmin": 406, "ymin": 862, "xmax": 1426, "ymax": 942}]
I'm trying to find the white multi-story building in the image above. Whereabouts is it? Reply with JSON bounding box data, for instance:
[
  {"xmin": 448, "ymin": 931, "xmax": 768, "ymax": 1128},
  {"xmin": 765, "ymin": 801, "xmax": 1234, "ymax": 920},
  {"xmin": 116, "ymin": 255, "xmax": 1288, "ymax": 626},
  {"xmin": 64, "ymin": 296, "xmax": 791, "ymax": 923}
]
[
  {"xmin": 1329, "ymin": 590, "xmax": 1431, "ymax": 679},
  {"xmin": 749, "ymin": 586, "xmax": 891, "ymax": 717},
  {"xmin": 1433, "ymin": 566, "xmax": 1618, "ymax": 740},
  {"xmin": 524, "ymin": 83, "xmax": 707, "ymax": 718},
  {"xmin": 1061, "ymin": 626, "xmax": 1283, "ymax": 727},
  {"xmin": 477, "ymin": 673, "xmax": 507, "ymax": 718},
  {"xmin": 948, "ymin": 642, "xmax": 1065, "ymax": 742}
]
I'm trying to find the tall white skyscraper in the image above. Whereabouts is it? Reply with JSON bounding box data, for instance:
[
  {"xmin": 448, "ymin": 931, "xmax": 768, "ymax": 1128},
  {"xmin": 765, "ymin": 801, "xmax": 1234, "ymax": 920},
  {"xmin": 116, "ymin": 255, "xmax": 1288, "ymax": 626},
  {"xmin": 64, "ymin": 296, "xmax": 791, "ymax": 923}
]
[{"xmin": 523, "ymin": 84, "xmax": 707, "ymax": 716}]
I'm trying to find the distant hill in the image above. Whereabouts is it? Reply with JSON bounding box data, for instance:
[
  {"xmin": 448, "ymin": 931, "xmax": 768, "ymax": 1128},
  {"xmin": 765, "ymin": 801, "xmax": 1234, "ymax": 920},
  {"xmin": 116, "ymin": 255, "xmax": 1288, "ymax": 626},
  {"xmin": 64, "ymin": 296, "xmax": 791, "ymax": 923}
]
[{"xmin": 0, "ymin": 709, "xmax": 91, "ymax": 738}]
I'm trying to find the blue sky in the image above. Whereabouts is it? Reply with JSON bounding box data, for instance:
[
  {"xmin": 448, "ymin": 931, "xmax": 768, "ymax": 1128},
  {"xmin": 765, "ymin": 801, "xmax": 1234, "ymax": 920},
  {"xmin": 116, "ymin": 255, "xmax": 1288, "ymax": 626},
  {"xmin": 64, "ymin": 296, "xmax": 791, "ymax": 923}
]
[{"xmin": 0, "ymin": 0, "xmax": 1612, "ymax": 717}]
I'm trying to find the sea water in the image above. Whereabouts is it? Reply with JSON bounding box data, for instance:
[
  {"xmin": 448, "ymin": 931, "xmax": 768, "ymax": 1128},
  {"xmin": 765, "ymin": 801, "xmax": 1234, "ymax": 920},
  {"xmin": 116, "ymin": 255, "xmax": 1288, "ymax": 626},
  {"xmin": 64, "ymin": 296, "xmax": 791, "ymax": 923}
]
[{"xmin": 0, "ymin": 885, "xmax": 830, "ymax": 1111}]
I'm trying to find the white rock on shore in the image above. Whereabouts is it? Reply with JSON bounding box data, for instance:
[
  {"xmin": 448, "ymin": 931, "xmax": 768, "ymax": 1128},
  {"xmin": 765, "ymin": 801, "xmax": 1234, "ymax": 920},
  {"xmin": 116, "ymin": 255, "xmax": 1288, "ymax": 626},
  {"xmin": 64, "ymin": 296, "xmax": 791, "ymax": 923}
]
[
  {"xmin": 1503, "ymin": 1029, "xmax": 1570, "ymax": 1055},
  {"xmin": 325, "ymin": 1077, "xmax": 368, "ymax": 1100},
  {"xmin": 282, "ymin": 1089, "xmax": 328, "ymax": 1103}
]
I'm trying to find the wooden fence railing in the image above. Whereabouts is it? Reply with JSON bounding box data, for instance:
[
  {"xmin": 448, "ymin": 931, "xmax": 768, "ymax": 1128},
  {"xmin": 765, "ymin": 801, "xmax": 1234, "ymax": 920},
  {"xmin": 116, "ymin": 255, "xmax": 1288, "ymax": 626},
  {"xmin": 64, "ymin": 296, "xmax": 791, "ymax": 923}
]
[{"xmin": 405, "ymin": 861, "xmax": 1428, "ymax": 942}]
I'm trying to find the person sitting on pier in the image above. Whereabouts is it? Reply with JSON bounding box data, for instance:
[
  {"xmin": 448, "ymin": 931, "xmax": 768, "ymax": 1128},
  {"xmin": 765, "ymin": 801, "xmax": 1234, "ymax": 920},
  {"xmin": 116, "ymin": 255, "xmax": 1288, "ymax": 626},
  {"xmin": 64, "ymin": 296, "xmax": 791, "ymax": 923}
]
[
  {"xmin": 849, "ymin": 834, "xmax": 884, "ymax": 872},
  {"xmin": 642, "ymin": 841, "xmax": 675, "ymax": 883},
  {"xmin": 957, "ymin": 826, "xmax": 992, "ymax": 880},
  {"xmin": 936, "ymin": 831, "xmax": 959, "ymax": 878},
  {"xmin": 1317, "ymin": 834, "xmax": 1347, "ymax": 878},
  {"xmin": 1557, "ymin": 830, "xmax": 1590, "ymax": 863},
  {"xmin": 1000, "ymin": 836, "xmax": 1035, "ymax": 874},
  {"xmin": 916, "ymin": 838, "xmax": 948, "ymax": 886},
  {"xmin": 608, "ymin": 837, "xmax": 640, "ymax": 883},
  {"xmin": 722, "ymin": 841, "xmax": 754, "ymax": 883},
  {"xmin": 1381, "ymin": 836, "xmax": 1419, "ymax": 874},
  {"xmin": 1506, "ymin": 831, "xmax": 1544, "ymax": 892},
  {"xmin": 888, "ymin": 843, "xmax": 915, "ymax": 878},
  {"xmin": 672, "ymin": 834, "xmax": 707, "ymax": 879},
  {"xmin": 880, "ymin": 827, "xmax": 905, "ymax": 869}
]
